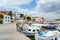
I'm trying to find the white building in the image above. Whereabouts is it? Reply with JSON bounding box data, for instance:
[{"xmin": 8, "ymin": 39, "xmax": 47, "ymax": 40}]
[
  {"xmin": 0, "ymin": 10, "xmax": 11, "ymax": 24},
  {"xmin": 3, "ymin": 15, "xmax": 11, "ymax": 24},
  {"xmin": 15, "ymin": 12, "xmax": 20, "ymax": 19},
  {"xmin": 14, "ymin": 12, "xmax": 25, "ymax": 20},
  {"xmin": 32, "ymin": 16, "xmax": 41, "ymax": 22}
]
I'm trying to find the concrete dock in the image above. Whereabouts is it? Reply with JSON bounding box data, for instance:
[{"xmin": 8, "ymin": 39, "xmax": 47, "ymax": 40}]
[{"xmin": 0, "ymin": 23, "xmax": 30, "ymax": 40}]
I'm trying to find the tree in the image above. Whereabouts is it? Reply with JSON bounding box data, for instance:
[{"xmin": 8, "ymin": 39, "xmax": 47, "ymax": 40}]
[
  {"xmin": 0, "ymin": 14, "xmax": 3, "ymax": 24},
  {"xmin": 8, "ymin": 10, "xmax": 12, "ymax": 16},
  {"xmin": 8, "ymin": 10, "xmax": 13, "ymax": 19},
  {"xmin": 26, "ymin": 16, "xmax": 31, "ymax": 20},
  {"xmin": 24, "ymin": 15, "xmax": 26, "ymax": 20},
  {"xmin": 20, "ymin": 14, "xmax": 24, "ymax": 18},
  {"xmin": 20, "ymin": 14, "xmax": 24, "ymax": 20},
  {"xmin": 0, "ymin": 14, "xmax": 4, "ymax": 19}
]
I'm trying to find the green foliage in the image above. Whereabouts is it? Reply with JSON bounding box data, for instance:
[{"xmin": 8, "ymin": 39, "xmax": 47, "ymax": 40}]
[
  {"xmin": 0, "ymin": 15, "xmax": 4, "ymax": 19},
  {"xmin": 8, "ymin": 10, "xmax": 13, "ymax": 19},
  {"xmin": 20, "ymin": 14, "xmax": 25, "ymax": 20},
  {"xmin": 8, "ymin": 10, "xmax": 12, "ymax": 16},
  {"xmin": 24, "ymin": 16, "xmax": 26, "ymax": 20},
  {"xmin": 0, "ymin": 20, "xmax": 3, "ymax": 24},
  {"xmin": 26, "ymin": 16, "xmax": 31, "ymax": 20},
  {"xmin": 20, "ymin": 14, "xmax": 24, "ymax": 17}
]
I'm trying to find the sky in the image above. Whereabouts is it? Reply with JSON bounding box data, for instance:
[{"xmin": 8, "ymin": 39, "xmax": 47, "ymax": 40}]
[{"xmin": 0, "ymin": 0, "xmax": 60, "ymax": 20}]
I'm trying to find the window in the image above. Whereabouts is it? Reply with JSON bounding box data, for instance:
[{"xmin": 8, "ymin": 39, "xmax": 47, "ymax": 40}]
[
  {"xmin": 8, "ymin": 17, "xmax": 9, "ymax": 19},
  {"xmin": 37, "ymin": 29, "xmax": 39, "ymax": 32},
  {"xmin": 28, "ymin": 29, "xmax": 31, "ymax": 31},
  {"xmin": 8, "ymin": 20, "xmax": 9, "ymax": 22},
  {"xmin": 5, "ymin": 16, "xmax": 7, "ymax": 19},
  {"xmin": 33, "ymin": 30, "xmax": 35, "ymax": 32}
]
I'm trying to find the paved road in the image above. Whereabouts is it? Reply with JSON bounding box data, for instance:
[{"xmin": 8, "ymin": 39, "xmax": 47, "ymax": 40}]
[{"xmin": 0, "ymin": 23, "xmax": 30, "ymax": 40}]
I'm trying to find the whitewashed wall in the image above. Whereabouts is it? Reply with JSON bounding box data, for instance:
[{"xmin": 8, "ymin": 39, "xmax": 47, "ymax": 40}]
[{"xmin": 3, "ymin": 15, "xmax": 11, "ymax": 24}]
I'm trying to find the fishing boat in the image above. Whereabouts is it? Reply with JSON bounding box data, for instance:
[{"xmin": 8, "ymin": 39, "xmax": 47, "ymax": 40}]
[
  {"xmin": 22, "ymin": 23, "xmax": 48, "ymax": 36},
  {"xmin": 16, "ymin": 20, "xmax": 49, "ymax": 36},
  {"xmin": 35, "ymin": 24, "xmax": 60, "ymax": 40}
]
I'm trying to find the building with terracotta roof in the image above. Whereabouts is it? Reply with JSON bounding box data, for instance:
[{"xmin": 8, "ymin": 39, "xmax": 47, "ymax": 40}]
[
  {"xmin": 0, "ymin": 10, "xmax": 11, "ymax": 24},
  {"xmin": 0, "ymin": 10, "xmax": 8, "ymax": 14}
]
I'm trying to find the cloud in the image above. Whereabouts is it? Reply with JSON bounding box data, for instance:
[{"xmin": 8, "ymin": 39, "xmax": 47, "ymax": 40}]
[
  {"xmin": 0, "ymin": 0, "xmax": 33, "ymax": 6},
  {"xmin": 31, "ymin": 0, "xmax": 60, "ymax": 20},
  {"xmin": 0, "ymin": 0, "xmax": 33, "ymax": 12},
  {"xmin": 36, "ymin": 0, "xmax": 60, "ymax": 12},
  {"xmin": 0, "ymin": 0, "xmax": 60, "ymax": 20}
]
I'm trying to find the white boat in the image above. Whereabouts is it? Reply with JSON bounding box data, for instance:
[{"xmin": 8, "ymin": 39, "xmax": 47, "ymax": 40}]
[
  {"xmin": 22, "ymin": 23, "xmax": 48, "ymax": 36},
  {"xmin": 35, "ymin": 25, "xmax": 60, "ymax": 40}
]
